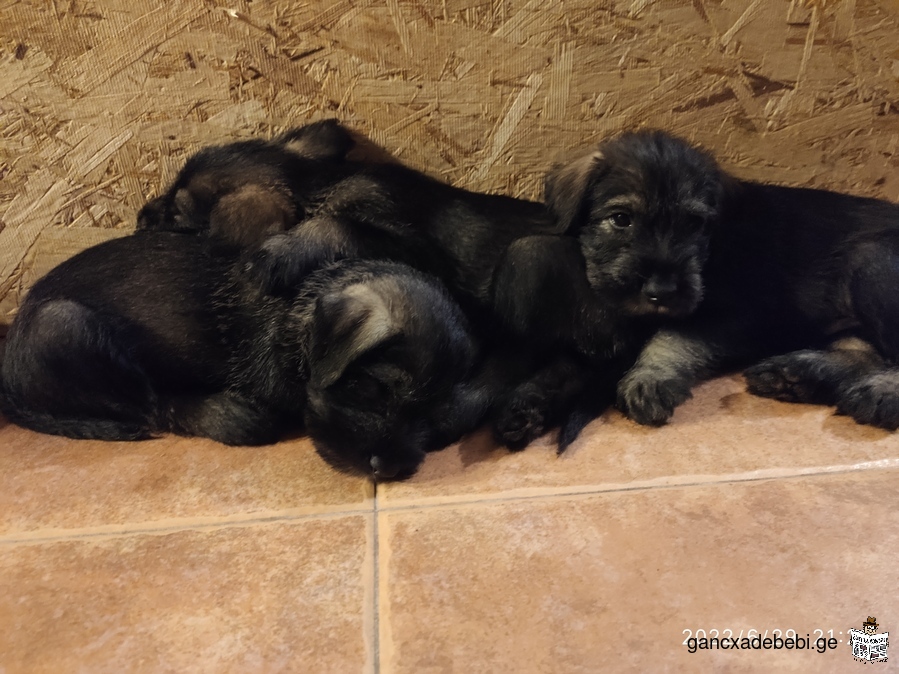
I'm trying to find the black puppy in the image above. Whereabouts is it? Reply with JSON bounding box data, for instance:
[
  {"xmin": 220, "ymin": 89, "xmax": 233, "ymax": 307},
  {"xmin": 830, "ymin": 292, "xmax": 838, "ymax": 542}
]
[
  {"xmin": 137, "ymin": 120, "xmax": 354, "ymax": 246},
  {"xmin": 478, "ymin": 131, "xmax": 725, "ymax": 445},
  {"xmin": 548, "ymin": 130, "xmax": 899, "ymax": 430},
  {"xmin": 141, "ymin": 122, "xmax": 557, "ymax": 311},
  {"xmin": 137, "ymin": 122, "xmax": 599, "ymax": 448},
  {"xmin": 0, "ymin": 233, "xmax": 488, "ymax": 479}
]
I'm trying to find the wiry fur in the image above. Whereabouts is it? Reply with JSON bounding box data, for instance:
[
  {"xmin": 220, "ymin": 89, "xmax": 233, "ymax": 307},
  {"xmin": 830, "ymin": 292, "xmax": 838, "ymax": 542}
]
[
  {"xmin": 0, "ymin": 233, "xmax": 489, "ymax": 479},
  {"xmin": 138, "ymin": 121, "xmax": 597, "ymax": 449},
  {"xmin": 488, "ymin": 130, "xmax": 725, "ymax": 448},
  {"xmin": 550, "ymin": 130, "xmax": 899, "ymax": 430}
]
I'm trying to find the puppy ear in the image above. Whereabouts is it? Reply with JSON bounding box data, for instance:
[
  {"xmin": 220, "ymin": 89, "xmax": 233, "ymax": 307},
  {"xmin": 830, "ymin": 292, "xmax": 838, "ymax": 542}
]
[
  {"xmin": 278, "ymin": 119, "xmax": 355, "ymax": 161},
  {"xmin": 544, "ymin": 149, "xmax": 603, "ymax": 233},
  {"xmin": 309, "ymin": 284, "xmax": 401, "ymax": 388}
]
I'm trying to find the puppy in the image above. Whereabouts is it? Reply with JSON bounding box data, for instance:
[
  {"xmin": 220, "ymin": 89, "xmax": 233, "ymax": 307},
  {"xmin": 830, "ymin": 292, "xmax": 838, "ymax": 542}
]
[
  {"xmin": 549, "ymin": 130, "xmax": 899, "ymax": 430},
  {"xmin": 138, "ymin": 122, "xmax": 591, "ymax": 447},
  {"xmin": 481, "ymin": 131, "xmax": 725, "ymax": 446},
  {"xmin": 142, "ymin": 122, "xmax": 557, "ymax": 309},
  {"xmin": 0, "ymin": 232, "xmax": 488, "ymax": 479},
  {"xmin": 137, "ymin": 120, "xmax": 354, "ymax": 247}
]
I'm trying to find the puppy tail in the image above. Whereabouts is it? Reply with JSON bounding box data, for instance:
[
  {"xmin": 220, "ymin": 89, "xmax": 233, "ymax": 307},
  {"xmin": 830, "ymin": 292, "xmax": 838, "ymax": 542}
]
[
  {"xmin": 556, "ymin": 384, "xmax": 617, "ymax": 455},
  {"xmin": 159, "ymin": 393, "xmax": 280, "ymax": 446},
  {"xmin": 0, "ymin": 367, "xmax": 151, "ymax": 441},
  {"xmin": 557, "ymin": 408, "xmax": 593, "ymax": 455},
  {"xmin": 0, "ymin": 401, "xmax": 152, "ymax": 441}
]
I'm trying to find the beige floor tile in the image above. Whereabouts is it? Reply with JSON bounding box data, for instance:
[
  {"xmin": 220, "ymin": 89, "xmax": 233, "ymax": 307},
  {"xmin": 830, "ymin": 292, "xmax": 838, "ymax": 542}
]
[
  {"xmin": 0, "ymin": 421, "xmax": 373, "ymax": 536},
  {"xmin": 0, "ymin": 516, "xmax": 373, "ymax": 674},
  {"xmin": 380, "ymin": 375, "xmax": 899, "ymax": 506},
  {"xmin": 379, "ymin": 469, "xmax": 899, "ymax": 673}
]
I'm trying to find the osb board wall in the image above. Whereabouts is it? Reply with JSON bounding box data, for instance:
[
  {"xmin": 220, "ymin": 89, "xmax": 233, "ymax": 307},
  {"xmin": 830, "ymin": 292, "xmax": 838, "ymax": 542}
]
[{"xmin": 1, "ymin": 0, "xmax": 898, "ymax": 328}]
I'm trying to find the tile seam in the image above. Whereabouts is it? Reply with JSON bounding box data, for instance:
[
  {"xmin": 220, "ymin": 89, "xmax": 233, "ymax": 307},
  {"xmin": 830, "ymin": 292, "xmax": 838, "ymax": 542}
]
[
  {"xmin": 378, "ymin": 457, "xmax": 899, "ymax": 512},
  {"xmin": 372, "ymin": 484, "xmax": 381, "ymax": 674},
  {"xmin": 362, "ymin": 509, "xmax": 378, "ymax": 674},
  {"xmin": 376, "ymin": 505, "xmax": 395, "ymax": 674},
  {"xmin": 3, "ymin": 458, "xmax": 896, "ymax": 544},
  {"xmin": 0, "ymin": 505, "xmax": 374, "ymax": 546}
]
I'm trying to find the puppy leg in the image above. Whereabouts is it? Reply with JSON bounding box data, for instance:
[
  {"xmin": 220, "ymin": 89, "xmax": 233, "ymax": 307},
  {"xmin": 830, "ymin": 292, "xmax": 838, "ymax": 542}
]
[
  {"xmin": 493, "ymin": 352, "xmax": 591, "ymax": 450},
  {"xmin": 830, "ymin": 241, "xmax": 899, "ymax": 430},
  {"xmin": 427, "ymin": 371, "xmax": 498, "ymax": 450},
  {"xmin": 1, "ymin": 300, "xmax": 157, "ymax": 439},
  {"xmin": 617, "ymin": 322, "xmax": 751, "ymax": 426},
  {"xmin": 246, "ymin": 214, "xmax": 363, "ymax": 292},
  {"xmin": 247, "ymin": 173, "xmax": 404, "ymax": 291},
  {"xmin": 277, "ymin": 119, "xmax": 355, "ymax": 161},
  {"xmin": 493, "ymin": 235, "xmax": 620, "ymax": 356},
  {"xmin": 161, "ymin": 392, "xmax": 281, "ymax": 445},
  {"xmin": 745, "ymin": 338, "xmax": 884, "ymax": 405},
  {"xmin": 848, "ymin": 239, "xmax": 899, "ymax": 360}
]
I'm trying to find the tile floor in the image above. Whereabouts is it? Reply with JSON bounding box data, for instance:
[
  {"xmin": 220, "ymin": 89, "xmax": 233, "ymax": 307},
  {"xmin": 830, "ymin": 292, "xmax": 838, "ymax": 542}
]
[{"xmin": 1, "ymin": 374, "xmax": 897, "ymax": 672}]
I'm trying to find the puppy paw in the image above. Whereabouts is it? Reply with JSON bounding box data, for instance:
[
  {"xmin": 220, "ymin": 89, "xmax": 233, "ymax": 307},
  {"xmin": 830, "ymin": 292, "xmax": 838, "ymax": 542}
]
[
  {"xmin": 616, "ymin": 370, "xmax": 692, "ymax": 426},
  {"xmin": 493, "ymin": 384, "xmax": 548, "ymax": 450},
  {"xmin": 744, "ymin": 351, "xmax": 831, "ymax": 404},
  {"xmin": 244, "ymin": 234, "xmax": 304, "ymax": 292},
  {"xmin": 836, "ymin": 374, "xmax": 899, "ymax": 431}
]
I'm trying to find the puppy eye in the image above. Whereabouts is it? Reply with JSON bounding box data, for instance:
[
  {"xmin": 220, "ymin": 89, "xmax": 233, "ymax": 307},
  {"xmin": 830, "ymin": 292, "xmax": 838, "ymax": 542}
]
[{"xmin": 607, "ymin": 212, "xmax": 632, "ymax": 229}]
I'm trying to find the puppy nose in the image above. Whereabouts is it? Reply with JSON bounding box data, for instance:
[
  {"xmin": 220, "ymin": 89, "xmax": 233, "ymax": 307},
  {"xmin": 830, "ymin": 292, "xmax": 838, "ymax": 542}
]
[
  {"xmin": 642, "ymin": 275, "xmax": 679, "ymax": 304},
  {"xmin": 370, "ymin": 456, "xmax": 399, "ymax": 480}
]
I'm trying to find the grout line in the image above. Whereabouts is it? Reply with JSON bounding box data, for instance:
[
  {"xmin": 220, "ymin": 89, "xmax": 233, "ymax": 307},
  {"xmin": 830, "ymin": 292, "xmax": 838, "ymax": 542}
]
[
  {"xmin": 362, "ymin": 505, "xmax": 377, "ymax": 674},
  {"xmin": 377, "ymin": 457, "xmax": 899, "ymax": 513},
  {"xmin": 0, "ymin": 505, "xmax": 374, "ymax": 547},
  {"xmin": 376, "ymin": 500, "xmax": 395, "ymax": 674},
  {"xmin": 372, "ymin": 482, "xmax": 381, "ymax": 674},
  {"xmin": 3, "ymin": 458, "xmax": 897, "ymax": 546}
]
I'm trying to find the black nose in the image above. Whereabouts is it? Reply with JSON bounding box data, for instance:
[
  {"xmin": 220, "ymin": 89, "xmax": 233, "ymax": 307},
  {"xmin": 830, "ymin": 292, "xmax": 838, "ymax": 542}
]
[
  {"xmin": 370, "ymin": 456, "xmax": 399, "ymax": 480},
  {"xmin": 642, "ymin": 275, "xmax": 679, "ymax": 304}
]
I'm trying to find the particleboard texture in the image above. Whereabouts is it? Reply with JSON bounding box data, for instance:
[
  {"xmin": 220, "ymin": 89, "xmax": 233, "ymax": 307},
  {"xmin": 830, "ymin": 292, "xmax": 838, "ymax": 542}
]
[{"xmin": 1, "ymin": 0, "xmax": 898, "ymax": 328}]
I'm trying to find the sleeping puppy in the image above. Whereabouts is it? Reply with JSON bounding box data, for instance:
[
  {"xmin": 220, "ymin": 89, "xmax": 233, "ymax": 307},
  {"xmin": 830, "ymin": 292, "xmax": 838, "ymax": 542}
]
[
  {"xmin": 137, "ymin": 119, "xmax": 355, "ymax": 247},
  {"xmin": 137, "ymin": 122, "xmax": 588, "ymax": 447},
  {"xmin": 0, "ymin": 232, "xmax": 487, "ymax": 479},
  {"xmin": 140, "ymin": 121, "xmax": 559, "ymax": 313},
  {"xmin": 548, "ymin": 130, "xmax": 899, "ymax": 430}
]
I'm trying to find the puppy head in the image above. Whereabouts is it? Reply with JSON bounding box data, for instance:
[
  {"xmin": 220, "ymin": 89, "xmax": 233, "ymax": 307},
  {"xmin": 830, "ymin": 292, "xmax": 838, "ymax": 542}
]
[
  {"xmin": 137, "ymin": 119, "xmax": 357, "ymax": 245},
  {"xmin": 303, "ymin": 266, "xmax": 476, "ymax": 480},
  {"xmin": 136, "ymin": 140, "xmax": 299, "ymax": 245},
  {"xmin": 545, "ymin": 130, "xmax": 723, "ymax": 319}
]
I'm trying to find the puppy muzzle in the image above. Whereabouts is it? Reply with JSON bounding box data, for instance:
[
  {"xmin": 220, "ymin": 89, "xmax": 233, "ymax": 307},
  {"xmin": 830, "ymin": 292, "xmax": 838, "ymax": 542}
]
[{"xmin": 641, "ymin": 274, "xmax": 679, "ymax": 306}]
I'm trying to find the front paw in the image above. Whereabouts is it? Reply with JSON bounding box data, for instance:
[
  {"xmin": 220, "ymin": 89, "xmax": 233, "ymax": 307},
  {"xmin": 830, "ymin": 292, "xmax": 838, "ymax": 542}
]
[
  {"xmin": 616, "ymin": 370, "xmax": 692, "ymax": 426},
  {"xmin": 836, "ymin": 374, "xmax": 899, "ymax": 431},
  {"xmin": 493, "ymin": 384, "xmax": 548, "ymax": 450},
  {"xmin": 744, "ymin": 352, "xmax": 831, "ymax": 404}
]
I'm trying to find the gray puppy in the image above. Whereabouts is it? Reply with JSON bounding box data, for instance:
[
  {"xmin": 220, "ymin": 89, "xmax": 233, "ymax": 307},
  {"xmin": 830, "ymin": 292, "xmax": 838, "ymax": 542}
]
[
  {"xmin": 137, "ymin": 121, "xmax": 580, "ymax": 448},
  {"xmin": 0, "ymin": 233, "xmax": 487, "ymax": 479},
  {"xmin": 547, "ymin": 130, "xmax": 899, "ymax": 430}
]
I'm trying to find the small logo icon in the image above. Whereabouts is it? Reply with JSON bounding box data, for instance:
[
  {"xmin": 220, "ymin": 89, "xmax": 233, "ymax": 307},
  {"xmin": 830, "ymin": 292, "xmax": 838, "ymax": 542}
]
[{"xmin": 849, "ymin": 617, "xmax": 889, "ymax": 663}]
